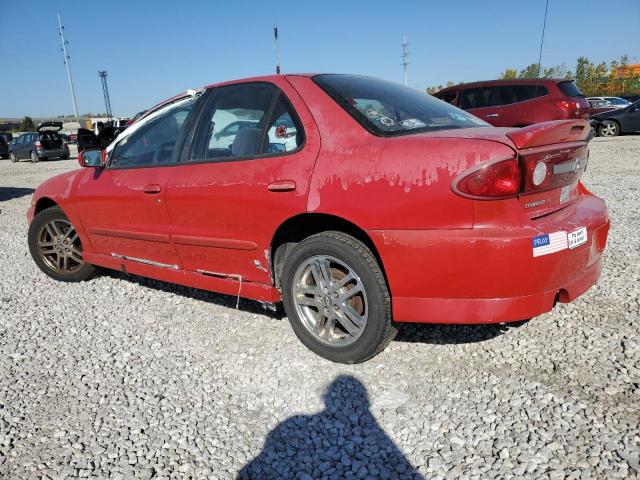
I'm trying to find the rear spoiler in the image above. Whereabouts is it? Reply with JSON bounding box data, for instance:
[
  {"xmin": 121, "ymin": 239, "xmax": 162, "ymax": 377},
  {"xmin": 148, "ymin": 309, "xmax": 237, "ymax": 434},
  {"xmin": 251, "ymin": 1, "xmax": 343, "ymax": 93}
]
[{"xmin": 506, "ymin": 120, "xmax": 591, "ymax": 149}]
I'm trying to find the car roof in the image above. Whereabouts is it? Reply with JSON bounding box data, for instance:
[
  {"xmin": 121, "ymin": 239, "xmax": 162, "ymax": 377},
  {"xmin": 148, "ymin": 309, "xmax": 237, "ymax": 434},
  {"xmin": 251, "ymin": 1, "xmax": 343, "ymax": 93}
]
[
  {"xmin": 202, "ymin": 73, "xmax": 316, "ymax": 90},
  {"xmin": 436, "ymin": 78, "xmax": 571, "ymax": 93}
]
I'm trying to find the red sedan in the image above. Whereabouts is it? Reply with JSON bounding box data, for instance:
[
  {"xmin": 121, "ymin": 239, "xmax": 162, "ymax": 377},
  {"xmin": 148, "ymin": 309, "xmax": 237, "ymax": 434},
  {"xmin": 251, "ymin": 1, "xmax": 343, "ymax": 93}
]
[{"xmin": 27, "ymin": 74, "xmax": 610, "ymax": 363}]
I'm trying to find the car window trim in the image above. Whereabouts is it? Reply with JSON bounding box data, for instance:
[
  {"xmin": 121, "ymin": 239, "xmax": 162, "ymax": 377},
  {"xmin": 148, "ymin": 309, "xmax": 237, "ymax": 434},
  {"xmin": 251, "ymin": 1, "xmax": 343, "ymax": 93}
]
[
  {"xmin": 179, "ymin": 81, "xmax": 306, "ymax": 166},
  {"xmin": 105, "ymin": 94, "xmax": 205, "ymax": 171}
]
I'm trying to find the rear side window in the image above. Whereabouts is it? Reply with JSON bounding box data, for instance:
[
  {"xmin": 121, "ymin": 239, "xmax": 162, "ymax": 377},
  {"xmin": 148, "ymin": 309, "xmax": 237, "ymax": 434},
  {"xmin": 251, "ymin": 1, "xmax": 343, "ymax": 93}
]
[
  {"xmin": 497, "ymin": 85, "xmax": 548, "ymax": 105},
  {"xmin": 189, "ymin": 82, "xmax": 304, "ymax": 162},
  {"xmin": 557, "ymin": 81, "xmax": 584, "ymax": 97},
  {"xmin": 314, "ymin": 74, "xmax": 487, "ymax": 136}
]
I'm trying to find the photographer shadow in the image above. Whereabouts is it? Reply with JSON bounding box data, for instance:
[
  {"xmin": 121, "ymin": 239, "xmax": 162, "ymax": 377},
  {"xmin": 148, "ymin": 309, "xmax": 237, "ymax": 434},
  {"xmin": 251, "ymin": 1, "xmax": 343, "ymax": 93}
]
[{"xmin": 238, "ymin": 375, "xmax": 423, "ymax": 479}]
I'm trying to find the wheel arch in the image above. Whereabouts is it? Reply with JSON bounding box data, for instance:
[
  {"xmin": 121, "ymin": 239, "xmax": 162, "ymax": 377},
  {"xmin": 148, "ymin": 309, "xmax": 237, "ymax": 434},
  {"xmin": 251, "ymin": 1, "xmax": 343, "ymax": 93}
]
[
  {"xmin": 34, "ymin": 197, "xmax": 59, "ymax": 215},
  {"xmin": 270, "ymin": 213, "xmax": 387, "ymax": 289}
]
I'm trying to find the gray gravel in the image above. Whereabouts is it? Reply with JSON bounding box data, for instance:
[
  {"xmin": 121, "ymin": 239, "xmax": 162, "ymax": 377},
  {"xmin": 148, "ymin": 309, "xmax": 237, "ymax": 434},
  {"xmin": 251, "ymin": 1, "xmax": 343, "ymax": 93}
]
[{"xmin": 1, "ymin": 137, "xmax": 639, "ymax": 479}]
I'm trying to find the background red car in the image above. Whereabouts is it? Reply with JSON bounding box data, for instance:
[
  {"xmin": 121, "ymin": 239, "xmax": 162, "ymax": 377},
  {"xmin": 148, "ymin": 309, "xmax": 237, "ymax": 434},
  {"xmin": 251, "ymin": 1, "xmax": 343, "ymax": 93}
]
[
  {"xmin": 434, "ymin": 78, "xmax": 590, "ymax": 127},
  {"xmin": 28, "ymin": 74, "xmax": 609, "ymax": 363}
]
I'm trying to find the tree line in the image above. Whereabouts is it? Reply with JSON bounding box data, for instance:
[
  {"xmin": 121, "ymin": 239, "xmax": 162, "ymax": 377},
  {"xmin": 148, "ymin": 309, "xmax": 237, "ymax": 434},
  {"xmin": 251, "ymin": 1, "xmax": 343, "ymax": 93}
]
[{"xmin": 427, "ymin": 55, "xmax": 640, "ymax": 97}]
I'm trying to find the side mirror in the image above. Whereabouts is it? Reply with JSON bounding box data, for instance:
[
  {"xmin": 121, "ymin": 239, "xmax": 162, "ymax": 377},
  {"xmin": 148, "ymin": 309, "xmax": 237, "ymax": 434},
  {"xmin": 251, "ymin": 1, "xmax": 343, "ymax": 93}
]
[{"xmin": 78, "ymin": 149, "xmax": 105, "ymax": 168}]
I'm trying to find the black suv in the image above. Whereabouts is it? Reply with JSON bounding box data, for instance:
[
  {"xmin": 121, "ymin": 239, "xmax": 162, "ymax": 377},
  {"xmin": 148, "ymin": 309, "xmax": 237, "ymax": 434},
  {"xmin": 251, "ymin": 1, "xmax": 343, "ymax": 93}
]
[
  {"xmin": 0, "ymin": 133, "xmax": 11, "ymax": 159},
  {"xmin": 9, "ymin": 122, "xmax": 70, "ymax": 163}
]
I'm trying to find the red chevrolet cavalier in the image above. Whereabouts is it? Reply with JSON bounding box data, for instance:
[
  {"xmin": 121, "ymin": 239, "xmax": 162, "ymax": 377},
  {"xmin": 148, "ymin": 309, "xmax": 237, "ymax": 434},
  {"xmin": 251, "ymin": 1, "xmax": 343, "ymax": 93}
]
[{"xmin": 28, "ymin": 74, "xmax": 610, "ymax": 363}]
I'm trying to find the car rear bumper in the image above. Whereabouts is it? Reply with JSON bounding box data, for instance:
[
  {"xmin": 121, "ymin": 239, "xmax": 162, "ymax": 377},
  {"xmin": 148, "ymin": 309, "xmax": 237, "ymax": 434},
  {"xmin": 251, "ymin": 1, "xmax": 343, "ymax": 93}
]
[
  {"xmin": 37, "ymin": 149, "xmax": 68, "ymax": 159},
  {"xmin": 368, "ymin": 190, "xmax": 610, "ymax": 324}
]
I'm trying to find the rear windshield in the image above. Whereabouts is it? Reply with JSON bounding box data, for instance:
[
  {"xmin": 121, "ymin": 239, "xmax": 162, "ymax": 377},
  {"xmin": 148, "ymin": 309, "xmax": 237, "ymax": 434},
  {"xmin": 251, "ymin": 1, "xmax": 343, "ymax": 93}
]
[
  {"xmin": 39, "ymin": 132, "xmax": 60, "ymax": 141},
  {"xmin": 313, "ymin": 74, "xmax": 489, "ymax": 136},
  {"xmin": 557, "ymin": 81, "xmax": 584, "ymax": 97}
]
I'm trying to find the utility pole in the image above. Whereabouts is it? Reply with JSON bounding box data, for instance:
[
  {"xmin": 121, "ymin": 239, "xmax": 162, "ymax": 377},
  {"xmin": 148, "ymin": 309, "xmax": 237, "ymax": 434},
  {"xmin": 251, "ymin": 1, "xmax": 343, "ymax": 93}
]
[
  {"xmin": 401, "ymin": 34, "xmax": 409, "ymax": 86},
  {"xmin": 274, "ymin": 26, "xmax": 280, "ymax": 74},
  {"xmin": 98, "ymin": 71, "xmax": 112, "ymax": 119},
  {"xmin": 57, "ymin": 13, "xmax": 79, "ymax": 122},
  {"xmin": 537, "ymin": 0, "xmax": 550, "ymax": 78}
]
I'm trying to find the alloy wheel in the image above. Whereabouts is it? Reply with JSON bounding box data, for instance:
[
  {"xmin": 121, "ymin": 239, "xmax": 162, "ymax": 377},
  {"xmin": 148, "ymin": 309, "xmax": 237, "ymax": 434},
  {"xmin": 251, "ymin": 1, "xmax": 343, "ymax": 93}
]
[
  {"xmin": 292, "ymin": 255, "xmax": 368, "ymax": 347},
  {"xmin": 10, "ymin": 153, "xmax": 17, "ymax": 163},
  {"xmin": 36, "ymin": 219, "xmax": 84, "ymax": 274},
  {"xmin": 30, "ymin": 151, "xmax": 39, "ymax": 163},
  {"xmin": 600, "ymin": 122, "xmax": 618, "ymax": 137}
]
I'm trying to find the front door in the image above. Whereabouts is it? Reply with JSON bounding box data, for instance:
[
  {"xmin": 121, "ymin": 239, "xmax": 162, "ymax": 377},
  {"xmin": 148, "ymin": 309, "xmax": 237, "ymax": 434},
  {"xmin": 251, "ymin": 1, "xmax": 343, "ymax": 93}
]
[
  {"xmin": 165, "ymin": 79, "xmax": 320, "ymax": 284},
  {"xmin": 624, "ymin": 102, "xmax": 640, "ymax": 131},
  {"xmin": 74, "ymin": 96, "xmax": 198, "ymax": 269}
]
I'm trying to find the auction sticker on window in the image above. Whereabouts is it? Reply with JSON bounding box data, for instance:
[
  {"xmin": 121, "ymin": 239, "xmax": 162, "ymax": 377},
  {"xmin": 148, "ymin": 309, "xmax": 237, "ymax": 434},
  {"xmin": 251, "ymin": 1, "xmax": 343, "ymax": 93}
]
[{"xmin": 568, "ymin": 227, "xmax": 587, "ymax": 249}]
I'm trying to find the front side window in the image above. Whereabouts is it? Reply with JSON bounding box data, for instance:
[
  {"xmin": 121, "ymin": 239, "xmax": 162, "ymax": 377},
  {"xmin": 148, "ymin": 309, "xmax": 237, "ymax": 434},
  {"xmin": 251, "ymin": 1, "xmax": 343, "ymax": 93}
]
[
  {"xmin": 189, "ymin": 83, "xmax": 303, "ymax": 161},
  {"xmin": 314, "ymin": 74, "xmax": 487, "ymax": 136},
  {"xmin": 109, "ymin": 96, "xmax": 196, "ymax": 168},
  {"xmin": 437, "ymin": 91, "xmax": 457, "ymax": 104},
  {"xmin": 459, "ymin": 87, "xmax": 502, "ymax": 109}
]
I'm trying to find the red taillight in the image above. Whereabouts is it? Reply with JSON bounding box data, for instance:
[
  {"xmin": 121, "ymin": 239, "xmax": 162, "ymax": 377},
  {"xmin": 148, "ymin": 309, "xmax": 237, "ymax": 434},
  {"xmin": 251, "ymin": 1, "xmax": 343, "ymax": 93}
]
[
  {"xmin": 34, "ymin": 141, "xmax": 43, "ymax": 149},
  {"xmin": 453, "ymin": 158, "xmax": 521, "ymax": 199},
  {"xmin": 556, "ymin": 100, "xmax": 582, "ymax": 117}
]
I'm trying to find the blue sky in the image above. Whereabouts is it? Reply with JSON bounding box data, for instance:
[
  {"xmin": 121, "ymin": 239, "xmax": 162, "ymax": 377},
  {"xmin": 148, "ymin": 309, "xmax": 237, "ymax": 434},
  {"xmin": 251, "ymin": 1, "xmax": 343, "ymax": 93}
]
[{"xmin": 1, "ymin": 0, "xmax": 638, "ymax": 117}]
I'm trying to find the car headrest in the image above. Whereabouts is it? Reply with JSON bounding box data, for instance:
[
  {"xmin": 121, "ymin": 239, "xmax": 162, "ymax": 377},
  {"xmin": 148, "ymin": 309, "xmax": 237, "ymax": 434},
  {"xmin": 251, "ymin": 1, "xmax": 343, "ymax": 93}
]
[{"xmin": 231, "ymin": 127, "xmax": 262, "ymax": 157}]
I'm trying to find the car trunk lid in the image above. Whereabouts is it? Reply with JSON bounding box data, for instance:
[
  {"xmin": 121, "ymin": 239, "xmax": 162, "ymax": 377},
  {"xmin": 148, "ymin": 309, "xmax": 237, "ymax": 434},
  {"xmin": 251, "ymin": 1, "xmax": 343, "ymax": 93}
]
[
  {"xmin": 426, "ymin": 120, "xmax": 591, "ymax": 219},
  {"xmin": 36, "ymin": 121, "xmax": 63, "ymax": 132},
  {"xmin": 508, "ymin": 120, "xmax": 590, "ymax": 218}
]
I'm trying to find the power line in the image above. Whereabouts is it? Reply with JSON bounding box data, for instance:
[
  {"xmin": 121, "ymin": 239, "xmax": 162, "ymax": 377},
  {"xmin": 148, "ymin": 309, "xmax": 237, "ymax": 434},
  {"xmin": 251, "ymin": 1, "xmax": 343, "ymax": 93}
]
[
  {"xmin": 98, "ymin": 71, "xmax": 112, "ymax": 119},
  {"xmin": 537, "ymin": 0, "xmax": 549, "ymax": 78},
  {"xmin": 401, "ymin": 35, "xmax": 409, "ymax": 86},
  {"xmin": 57, "ymin": 13, "xmax": 79, "ymax": 122}
]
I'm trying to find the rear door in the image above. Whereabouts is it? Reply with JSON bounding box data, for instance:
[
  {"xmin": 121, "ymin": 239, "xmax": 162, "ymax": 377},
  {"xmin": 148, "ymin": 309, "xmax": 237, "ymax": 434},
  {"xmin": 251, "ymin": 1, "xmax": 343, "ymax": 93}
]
[
  {"xmin": 459, "ymin": 86, "xmax": 505, "ymax": 125},
  {"xmin": 74, "ymin": 96, "xmax": 198, "ymax": 269},
  {"xmin": 496, "ymin": 85, "xmax": 549, "ymax": 126},
  {"xmin": 165, "ymin": 79, "xmax": 320, "ymax": 284}
]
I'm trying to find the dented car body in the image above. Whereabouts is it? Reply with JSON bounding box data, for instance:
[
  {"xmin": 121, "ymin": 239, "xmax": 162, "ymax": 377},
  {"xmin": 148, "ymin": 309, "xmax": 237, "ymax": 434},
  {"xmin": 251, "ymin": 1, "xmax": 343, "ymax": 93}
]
[{"xmin": 28, "ymin": 74, "xmax": 610, "ymax": 362}]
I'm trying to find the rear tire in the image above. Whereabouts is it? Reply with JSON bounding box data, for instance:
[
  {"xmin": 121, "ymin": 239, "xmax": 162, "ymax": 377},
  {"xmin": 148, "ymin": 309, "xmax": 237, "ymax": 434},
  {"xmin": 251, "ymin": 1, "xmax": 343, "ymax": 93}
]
[
  {"xmin": 598, "ymin": 120, "xmax": 619, "ymax": 137},
  {"xmin": 30, "ymin": 151, "xmax": 39, "ymax": 163},
  {"xmin": 10, "ymin": 152, "xmax": 17, "ymax": 162},
  {"xmin": 281, "ymin": 231, "xmax": 395, "ymax": 363},
  {"xmin": 28, "ymin": 206, "xmax": 95, "ymax": 282}
]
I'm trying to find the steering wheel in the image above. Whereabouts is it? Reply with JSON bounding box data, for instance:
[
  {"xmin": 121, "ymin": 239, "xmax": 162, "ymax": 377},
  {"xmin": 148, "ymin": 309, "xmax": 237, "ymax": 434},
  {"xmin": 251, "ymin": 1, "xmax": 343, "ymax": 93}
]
[{"xmin": 151, "ymin": 141, "xmax": 175, "ymax": 164}]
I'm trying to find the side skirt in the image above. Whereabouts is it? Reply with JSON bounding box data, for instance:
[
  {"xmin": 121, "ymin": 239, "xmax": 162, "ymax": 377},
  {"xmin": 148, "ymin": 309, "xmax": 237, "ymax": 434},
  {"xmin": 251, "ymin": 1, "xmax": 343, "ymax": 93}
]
[{"xmin": 84, "ymin": 252, "xmax": 281, "ymax": 303}]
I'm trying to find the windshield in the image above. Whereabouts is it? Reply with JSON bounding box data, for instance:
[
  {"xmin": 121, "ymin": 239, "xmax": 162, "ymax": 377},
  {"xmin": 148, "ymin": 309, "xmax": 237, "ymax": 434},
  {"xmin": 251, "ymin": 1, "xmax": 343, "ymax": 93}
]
[
  {"xmin": 313, "ymin": 74, "xmax": 489, "ymax": 136},
  {"xmin": 606, "ymin": 97, "xmax": 630, "ymax": 106}
]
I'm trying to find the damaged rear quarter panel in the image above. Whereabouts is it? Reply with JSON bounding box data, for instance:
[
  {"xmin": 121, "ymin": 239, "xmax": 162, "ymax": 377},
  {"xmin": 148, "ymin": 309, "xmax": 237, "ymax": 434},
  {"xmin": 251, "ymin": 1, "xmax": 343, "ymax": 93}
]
[{"xmin": 287, "ymin": 76, "xmax": 517, "ymax": 230}]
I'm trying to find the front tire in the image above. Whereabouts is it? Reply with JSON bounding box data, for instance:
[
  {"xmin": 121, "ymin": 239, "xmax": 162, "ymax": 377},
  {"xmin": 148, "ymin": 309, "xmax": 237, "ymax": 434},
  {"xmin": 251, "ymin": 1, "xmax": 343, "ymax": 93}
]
[
  {"xmin": 28, "ymin": 206, "xmax": 95, "ymax": 282},
  {"xmin": 598, "ymin": 120, "xmax": 619, "ymax": 137},
  {"xmin": 281, "ymin": 231, "xmax": 395, "ymax": 363}
]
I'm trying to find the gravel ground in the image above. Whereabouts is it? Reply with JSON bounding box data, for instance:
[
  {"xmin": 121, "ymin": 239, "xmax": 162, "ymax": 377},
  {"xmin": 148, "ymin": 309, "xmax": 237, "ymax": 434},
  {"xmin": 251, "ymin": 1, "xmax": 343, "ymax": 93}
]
[{"xmin": 1, "ymin": 137, "xmax": 639, "ymax": 479}]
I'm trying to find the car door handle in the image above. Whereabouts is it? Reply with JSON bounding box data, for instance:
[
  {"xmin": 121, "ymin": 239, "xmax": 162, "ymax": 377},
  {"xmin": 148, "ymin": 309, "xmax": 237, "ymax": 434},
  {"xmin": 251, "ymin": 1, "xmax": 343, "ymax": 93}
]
[
  {"xmin": 268, "ymin": 180, "xmax": 296, "ymax": 192},
  {"xmin": 485, "ymin": 113, "xmax": 499, "ymax": 118},
  {"xmin": 142, "ymin": 184, "xmax": 161, "ymax": 194}
]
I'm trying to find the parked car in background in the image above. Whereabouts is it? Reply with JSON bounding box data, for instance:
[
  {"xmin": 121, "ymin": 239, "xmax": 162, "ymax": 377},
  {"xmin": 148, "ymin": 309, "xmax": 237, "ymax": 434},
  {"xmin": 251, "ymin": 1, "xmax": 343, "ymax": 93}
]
[
  {"xmin": 9, "ymin": 122, "xmax": 70, "ymax": 163},
  {"xmin": 620, "ymin": 95, "xmax": 640, "ymax": 103},
  {"xmin": 588, "ymin": 99, "xmax": 616, "ymax": 115},
  {"xmin": 434, "ymin": 79, "xmax": 590, "ymax": 127},
  {"xmin": 587, "ymin": 96, "xmax": 631, "ymax": 109},
  {"xmin": 27, "ymin": 74, "xmax": 610, "ymax": 363},
  {"xmin": 0, "ymin": 134, "xmax": 9, "ymax": 159},
  {"xmin": 591, "ymin": 99, "xmax": 640, "ymax": 137}
]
